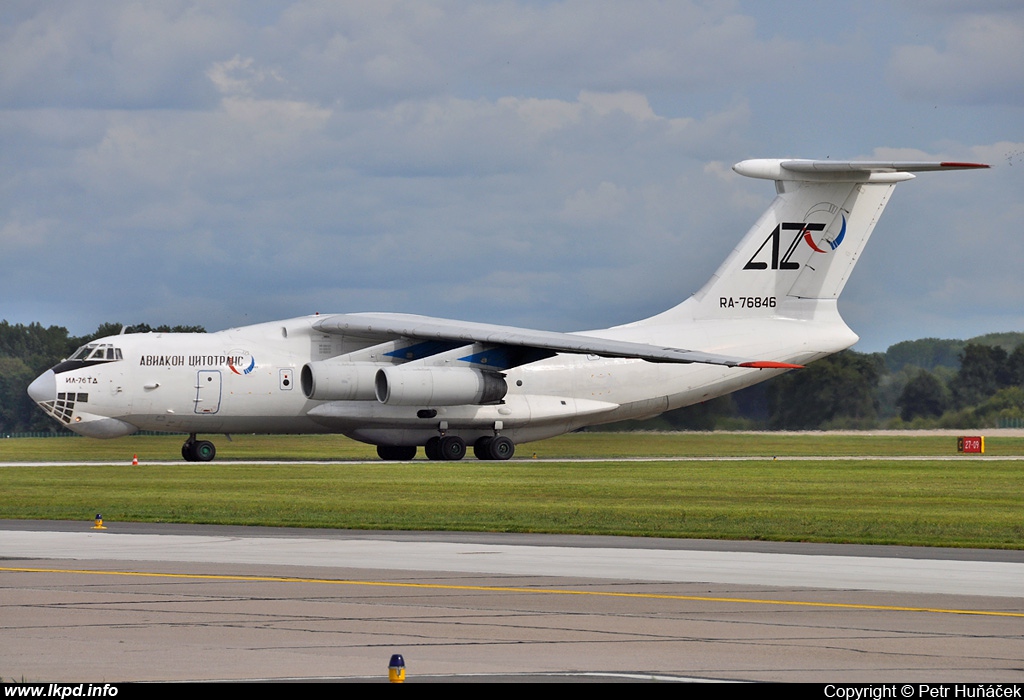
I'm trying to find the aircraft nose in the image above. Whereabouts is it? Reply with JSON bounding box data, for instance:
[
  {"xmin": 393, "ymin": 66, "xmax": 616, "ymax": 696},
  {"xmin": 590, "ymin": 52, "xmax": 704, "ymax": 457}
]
[{"xmin": 27, "ymin": 369, "xmax": 56, "ymax": 404}]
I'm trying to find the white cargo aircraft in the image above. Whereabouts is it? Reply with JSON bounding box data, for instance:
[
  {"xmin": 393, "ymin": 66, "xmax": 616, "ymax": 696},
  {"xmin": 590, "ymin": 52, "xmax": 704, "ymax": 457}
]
[{"xmin": 28, "ymin": 158, "xmax": 987, "ymax": 461}]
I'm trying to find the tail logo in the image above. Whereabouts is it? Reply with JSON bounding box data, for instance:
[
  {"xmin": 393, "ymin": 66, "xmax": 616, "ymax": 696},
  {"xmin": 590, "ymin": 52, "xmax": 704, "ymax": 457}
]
[
  {"xmin": 744, "ymin": 222, "xmax": 826, "ymax": 270},
  {"xmin": 803, "ymin": 214, "xmax": 847, "ymax": 253},
  {"xmin": 744, "ymin": 214, "xmax": 846, "ymax": 270}
]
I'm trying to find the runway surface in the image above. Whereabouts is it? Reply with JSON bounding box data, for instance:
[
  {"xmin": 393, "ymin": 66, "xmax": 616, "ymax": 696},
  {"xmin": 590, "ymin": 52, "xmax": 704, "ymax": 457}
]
[{"xmin": 2, "ymin": 520, "xmax": 1023, "ymax": 683}]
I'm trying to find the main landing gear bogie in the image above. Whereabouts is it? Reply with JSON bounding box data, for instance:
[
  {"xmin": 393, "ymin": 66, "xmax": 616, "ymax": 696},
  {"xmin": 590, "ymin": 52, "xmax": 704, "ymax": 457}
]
[
  {"xmin": 182, "ymin": 434, "xmax": 216, "ymax": 462},
  {"xmin": 418, "ymin": 434, "xmax": 515, "ymax": 461},
  {"xmin": 423, "ymin": 435, "xmax": 466, "ymax": 461},
  {"xmin": 479, "ymin": 435, "xmax": 515, "ymax": 460}
]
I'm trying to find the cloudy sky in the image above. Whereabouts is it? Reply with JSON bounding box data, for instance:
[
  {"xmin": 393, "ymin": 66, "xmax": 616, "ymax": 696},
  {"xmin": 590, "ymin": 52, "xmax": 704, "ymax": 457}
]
[{"xmin": 2, "ymin": 1, "xmax": 1022, "ymax": 352}]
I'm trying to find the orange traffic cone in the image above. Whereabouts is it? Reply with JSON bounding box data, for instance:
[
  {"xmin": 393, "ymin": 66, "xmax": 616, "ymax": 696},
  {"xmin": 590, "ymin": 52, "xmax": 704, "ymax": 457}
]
[{"xmin": 132, "ymin": 454, "xmax": 138, "ymax": 465}]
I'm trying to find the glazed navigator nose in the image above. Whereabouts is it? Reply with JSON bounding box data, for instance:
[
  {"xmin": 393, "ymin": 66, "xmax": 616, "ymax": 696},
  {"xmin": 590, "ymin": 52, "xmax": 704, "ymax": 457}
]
[{"xmin": 27, "ymin": 369, "xmax": 56, "ymax": 404}]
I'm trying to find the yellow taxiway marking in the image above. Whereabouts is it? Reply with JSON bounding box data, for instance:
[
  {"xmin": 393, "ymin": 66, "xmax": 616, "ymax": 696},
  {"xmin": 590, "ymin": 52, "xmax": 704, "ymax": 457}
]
[{"xmin": 3, "ymin": 565, "xmax": 1021, "ymax": 618}]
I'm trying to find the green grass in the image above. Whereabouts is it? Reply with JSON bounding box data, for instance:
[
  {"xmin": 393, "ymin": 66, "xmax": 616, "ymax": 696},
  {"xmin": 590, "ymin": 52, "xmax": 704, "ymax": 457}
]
[
  {"xmin": 2, "ymin": 431, "xmax": 1019, "ymax": 460},
  {"xmin": 1, "ymin": 432, "xmax": 1022, "ymax": 548}
]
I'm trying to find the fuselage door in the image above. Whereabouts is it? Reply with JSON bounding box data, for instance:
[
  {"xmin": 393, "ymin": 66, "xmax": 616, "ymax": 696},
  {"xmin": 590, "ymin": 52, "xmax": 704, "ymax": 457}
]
[{"xmin": 194, "ymin": 370, "xmax": 222, "ymax": 414}]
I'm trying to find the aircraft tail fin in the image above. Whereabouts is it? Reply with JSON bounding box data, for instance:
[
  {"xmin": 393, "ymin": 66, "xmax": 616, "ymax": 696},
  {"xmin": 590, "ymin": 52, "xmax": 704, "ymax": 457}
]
[{"xmin": 651, "ymin": 159, "xmax": 987, "ymax": 323}]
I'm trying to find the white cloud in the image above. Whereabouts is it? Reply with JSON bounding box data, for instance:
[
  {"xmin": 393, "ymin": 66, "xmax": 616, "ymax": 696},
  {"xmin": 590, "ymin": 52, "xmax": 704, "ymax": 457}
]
[
  {"xmin": 0, "ymin": 218, "xmax": 55, "ymax": 250},
  {"xmin": 888, "ymin": 9, "xmax": 1024, "ymax": 105},
  {"xmin": 0, "ymin": 3, "xmax": 231, "ymax": 108},
  {"xmin": 559, "ymin": 182, "xmax": 631, "ymax": 225},
  {"xmin": 207, "ymin": 55, "xmax": 282, "ymax": 97},
  {"xmin": 578, "ymin": 91, "xmax": 656, "ymax": 121}
]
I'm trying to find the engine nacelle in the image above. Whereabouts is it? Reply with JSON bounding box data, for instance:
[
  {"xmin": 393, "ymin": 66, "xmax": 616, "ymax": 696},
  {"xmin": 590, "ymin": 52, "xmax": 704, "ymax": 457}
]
[
  {"xmin": 375, "ymin": 367, "xmax": 507, "ymax": 406},
  {"xmin": 301, "ymin": 361, "xmax": 379, "ymax": 401}
]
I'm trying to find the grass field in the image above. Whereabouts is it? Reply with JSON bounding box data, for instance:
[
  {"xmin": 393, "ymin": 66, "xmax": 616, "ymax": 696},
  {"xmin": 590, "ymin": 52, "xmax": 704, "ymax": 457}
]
[
  {"xmin": 3, "ymin": 431, "xmax": 1020, "ymax": 460},
  {"xmin": 1, "ymin": 432, "xmax": 1022, "ymax": 548}
]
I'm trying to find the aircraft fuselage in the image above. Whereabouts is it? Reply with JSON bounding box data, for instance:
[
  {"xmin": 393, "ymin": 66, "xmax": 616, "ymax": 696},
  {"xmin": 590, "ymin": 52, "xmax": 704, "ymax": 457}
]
[{"xmin": 32, "ymin": 313, "xmax": 829, "ymax": 448}]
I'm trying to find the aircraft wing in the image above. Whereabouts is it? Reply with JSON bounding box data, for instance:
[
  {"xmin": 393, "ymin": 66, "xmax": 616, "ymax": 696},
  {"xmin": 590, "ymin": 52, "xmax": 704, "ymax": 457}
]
[{"xmin": 313, "ymin": 313, "xmax": 801, "ymax": 369}]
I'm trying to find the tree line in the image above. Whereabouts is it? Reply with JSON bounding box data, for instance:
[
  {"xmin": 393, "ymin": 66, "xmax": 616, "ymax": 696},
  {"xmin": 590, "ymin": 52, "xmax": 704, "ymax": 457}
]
[
  {"xmin": 603, "ymin": 333, "xmax": 1024, "ymax": 431},
  {"xmin": 2, "ymin": 320, "xmax": 1022, "ymax": 434}
]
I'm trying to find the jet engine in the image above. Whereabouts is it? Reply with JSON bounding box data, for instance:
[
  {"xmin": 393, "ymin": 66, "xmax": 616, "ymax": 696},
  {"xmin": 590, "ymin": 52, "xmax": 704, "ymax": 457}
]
[
  {"xmin": 300, "ymin": 361, "xmax": 379, "ymax": 401},
  {"xmin": 374, "ymin": 366, "xmax": 507, "ymax": 406}
]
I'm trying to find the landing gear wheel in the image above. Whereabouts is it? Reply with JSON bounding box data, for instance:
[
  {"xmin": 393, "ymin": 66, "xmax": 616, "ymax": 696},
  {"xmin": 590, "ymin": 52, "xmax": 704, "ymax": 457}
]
[
  {"xmin": 473, "ymin": 437, "xmax": 493, "ymax": 460},
  {"xmin": 487, "ymin": 435, "xmax": 514, "ymax": 460},
  {"xmin": 377, "ymin": 444, "xmax": 417, "ymax": 461},
  {"xmin": 192, "ymin": 440, "xmax": 216, "ymax": 462},
  {"xmin": 182, "ymin": 434, "xmax": 212, "ymax": 462},
  {"xmin": 439, "ymin": 435, "xmax": 466, "ymax": 461},
  {"xmin": 424, "ymin": 436, "xmax": 442, "ymax": 461}
]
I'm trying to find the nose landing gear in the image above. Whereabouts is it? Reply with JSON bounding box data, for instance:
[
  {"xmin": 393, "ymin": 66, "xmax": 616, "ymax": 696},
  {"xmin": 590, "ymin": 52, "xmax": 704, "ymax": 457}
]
[{"xmin": 182, "ymin": 434, "xmax": 216, "ymax": 462}]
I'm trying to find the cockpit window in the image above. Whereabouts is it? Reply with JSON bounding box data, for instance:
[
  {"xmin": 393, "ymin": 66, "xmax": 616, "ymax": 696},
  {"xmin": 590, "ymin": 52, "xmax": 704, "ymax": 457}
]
[
  {"xmin": 51, "ymin": 342, "xmax": 124, "ymax": 375},
  {"xmin": 68, "ymin": 345, "xmax": 92, "ymax": 361},
  {"xmin": 68, "ymin": 343, "xmax": 123, "ymax": 363}
]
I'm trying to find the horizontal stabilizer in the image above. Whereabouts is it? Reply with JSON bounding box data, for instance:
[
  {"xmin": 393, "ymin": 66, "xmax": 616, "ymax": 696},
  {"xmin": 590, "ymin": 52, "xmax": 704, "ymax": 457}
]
[{"xmin": 734, "ymin": 159, "xmax": 989, "ymax": 183}]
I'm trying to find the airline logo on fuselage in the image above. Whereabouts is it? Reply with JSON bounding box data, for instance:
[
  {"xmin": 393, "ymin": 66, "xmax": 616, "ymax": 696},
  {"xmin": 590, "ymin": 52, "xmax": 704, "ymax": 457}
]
[
  {"xmin": 138, "ymin": 353, "xmax": 255, "ymax": 371},
  {"xmin": 228, "ymin": 353, "xmax": 256, "ymax": 375},
  {"xmin": 743, "ymin": 215, "xmax": 846, "ymax": 270}
]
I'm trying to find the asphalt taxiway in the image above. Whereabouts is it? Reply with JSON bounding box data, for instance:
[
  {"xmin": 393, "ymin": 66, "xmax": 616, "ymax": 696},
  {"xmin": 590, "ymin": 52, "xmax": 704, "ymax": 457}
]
[{"xmin": 2, "ymin": 520, "xmax": 1023, "ymax": 682}]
